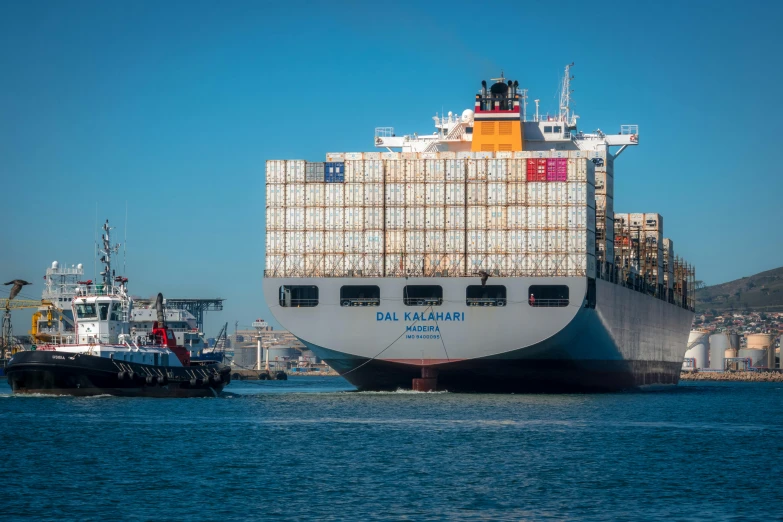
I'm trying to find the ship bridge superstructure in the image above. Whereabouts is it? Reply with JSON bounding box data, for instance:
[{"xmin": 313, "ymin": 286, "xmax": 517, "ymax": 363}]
[{"xmin": 374, "ymin": 64, "xmax": 639, "ymax": 159}]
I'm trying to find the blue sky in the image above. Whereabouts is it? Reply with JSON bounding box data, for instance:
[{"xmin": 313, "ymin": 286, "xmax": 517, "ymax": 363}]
[{"xmin": 1, "ymin": 0, "xmax": 780, "ymax": 333}]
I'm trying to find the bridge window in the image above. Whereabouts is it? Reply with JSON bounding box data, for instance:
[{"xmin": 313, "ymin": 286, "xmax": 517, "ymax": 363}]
[
  {"xmin": 279, "ymin": 285, "xmax": 319, "ymax": 307},
  {"xmin": 528, "ymin": 285, "xmax": 569, "ymax": 307},
  {"xmin": 403, "ymin": 285, "xmax": 443, "ymax": 306},
  {"xmin": 76, "ymin": 303, "xmax": 97, "ymax": 319},
  {"xmin": 340, "ymin": 285, "xmax": 380, "ymax": 307},
  {"xmin": 553, "ymin": 126, "xmax": 562, "ymax": 133},
  {"xmin": 466, "ymin": 285, "xmax": 507, "ymax": 307},
  {"xmin": 544, "ymin": 126, "xmax": 553, "ymax": 133}
]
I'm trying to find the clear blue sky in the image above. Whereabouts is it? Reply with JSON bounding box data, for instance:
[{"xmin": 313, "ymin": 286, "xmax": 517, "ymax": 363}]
[{"xmin": 1, "ymin": 0, "xmax": 780, "ymax": 333}]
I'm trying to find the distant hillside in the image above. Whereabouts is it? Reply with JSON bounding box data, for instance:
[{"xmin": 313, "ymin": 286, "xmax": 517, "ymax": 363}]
[{"xmin": 696, "ymin": 267, "xmax": 783, "ymax": 313}]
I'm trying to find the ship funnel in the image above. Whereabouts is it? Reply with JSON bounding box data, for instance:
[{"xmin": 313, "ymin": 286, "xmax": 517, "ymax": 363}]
[{"xmin": 155, "ymin": 292, "xmax": 165, "ymax": 327}]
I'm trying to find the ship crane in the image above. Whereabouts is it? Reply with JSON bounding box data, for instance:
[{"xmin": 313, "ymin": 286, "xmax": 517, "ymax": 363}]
[{"xmin": 1, "ymin": 299, "xmax": 67, "ymax": 356}]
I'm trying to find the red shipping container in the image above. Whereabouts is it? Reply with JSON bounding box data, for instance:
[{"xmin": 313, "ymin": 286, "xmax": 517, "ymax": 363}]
[
  {"xmin": 555, "ymin": 158, "xmax": 568, "ymax": 181},
  {"xmin": 546, "ymin": 158, "xmax": 558, "ymax": 181},
  {"xmin": 527, "ymin": 158, "xmax": 548, "ymax": 181}
]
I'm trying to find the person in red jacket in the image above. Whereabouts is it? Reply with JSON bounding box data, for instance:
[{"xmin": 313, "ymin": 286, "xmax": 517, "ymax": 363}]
[{"xmin": 529, "ymin": 293, "xmax": 536, "ymax": 306}]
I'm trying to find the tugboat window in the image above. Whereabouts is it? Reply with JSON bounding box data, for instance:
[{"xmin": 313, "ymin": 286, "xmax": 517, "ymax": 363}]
[
  {"xmin": 279, "ymin": 285, "xmax": 319, "ymax": 307},
  {"xmin": 403, "ymin": 285, "xmax": 443, "ymax": 306},
  {"xmin": 99, "ymin": 303, "xmax": 109, "ymax": 321},
  {"xmin": 466, "ymin": 285, "xmax": 507, "ymax": 306},
  {"xmin": 340, "ymin": 285, "xmax": 381, "ymax": 307},
  {"xmin": 528, "ymin": 285, "xmax": 569, "ymax": 307},
  {"xmin": 76, "ymin": 303, "xmax": 97, "ymax": 319}
]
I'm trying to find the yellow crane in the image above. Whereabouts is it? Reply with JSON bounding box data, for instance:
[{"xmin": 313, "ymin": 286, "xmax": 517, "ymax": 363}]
[{"xmin": 1, "ymin": 299, "xmax": 74, "ymax": 354}]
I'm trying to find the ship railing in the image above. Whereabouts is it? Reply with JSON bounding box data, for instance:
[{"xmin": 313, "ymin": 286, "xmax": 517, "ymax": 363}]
[
  {"xmin": 340, "ymin": 298, "xmax": 381, "ymax": 307},
  {"xmin": 529, "ymin": 299, "xmax": 569, "ymax": 307},
  {"xmin": 466, "ymin": 298, "xmax": 507, "ymax": 307}
]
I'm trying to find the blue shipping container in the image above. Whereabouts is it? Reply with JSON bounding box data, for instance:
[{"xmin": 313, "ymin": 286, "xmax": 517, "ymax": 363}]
[{"xmin": 325, "ymin": 162, "xmax": 345, "ymax": 183}]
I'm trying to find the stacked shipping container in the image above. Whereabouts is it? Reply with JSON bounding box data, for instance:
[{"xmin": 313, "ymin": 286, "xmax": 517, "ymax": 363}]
[{"xmin": 264, "ymin": 152, "xmax": 598, "ymax": 278}]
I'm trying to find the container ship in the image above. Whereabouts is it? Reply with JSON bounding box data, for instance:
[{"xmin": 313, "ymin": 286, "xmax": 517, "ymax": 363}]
[{"xmin": 262, "ymin": 66, "xmax": 696, "ymax": 392}]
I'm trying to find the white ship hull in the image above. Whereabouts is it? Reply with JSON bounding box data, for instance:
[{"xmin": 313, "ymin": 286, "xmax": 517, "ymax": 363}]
[{"xmin": 262, "ymin": 277, "xmax": 694, "ymax": 392}]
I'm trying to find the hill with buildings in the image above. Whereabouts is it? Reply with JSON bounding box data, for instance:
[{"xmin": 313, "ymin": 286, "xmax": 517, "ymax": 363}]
[{"xmin": 696, "ymin": 267, "xmax": 783, "ymax": 313}]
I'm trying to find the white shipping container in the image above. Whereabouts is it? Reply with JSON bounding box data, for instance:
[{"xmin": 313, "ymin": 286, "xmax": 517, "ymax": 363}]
[
  {"xmin": 344, "ymin": 254, "xmax": 364, "ymax": 274},
  {"xmin": 266, "ymin": 231, "xmax": 285, "ymax": 254},
  {"xmin": 487, "ymin": 206, "xmax": 507, "ymax": 229},
  {"xmin": 527, "ymin": 183, "xmax": 547, "ymax": 205},
  {"xmin": 496, "ymin": 151, "xmax": 512, "ymax": 159},
  {"xmin": 266, "ymin": 160, "xmax": 286, "ymax": 184},
  {"xmin": 266, "ymin": 207, "xmax": 285, "ymax": 231},
  {"xmin": 405, "ymin": 230, "xmax": 425, "ymax": 253},
  {"xmin": 467, "ymin": 255, "xmax": 488, "ymax": 273},
  {"xmin": 305, "ymin": 231, "xmax": 324, "ymax": 253},
  {"xmin": 467, "ymin": 159, "xmax": 488, "ymax": 181},
  {"xmin": 456, "ymin": 151, "xmax": 472, "ymax": 159},
  {"xmin": 532, "ymin": 151, "xmax": 548, "ymax": 159},
  {"xmin": 266, "ymin": 184, "xmax": 286, "ymax": 208},
  {"xmin": 405, "ymin": 207, "xmax": 426, "ymax": 229},
  {"xmin": 506, "ymin": 254, "xmax": 529, "ymax": 275},
  {"xmin": 265, "ymin": 255, "xmax": 285, "ymax": 275},
  {"xmin": 425, "ymin": 159, "xmax": 445, "ymax": 182},
  {"xmin": 305, "ymin": 183, "xmax": 324, "ymax": 206},
  {"xmin": 323, "ymin": 254, "xmax": 345, "ymax": 275},
  {"xmin": 425, "ymin": 183, "xmax": 445, "ymax": 205},
  {"xmin": 630, "ymin": 213, "xmax": 645, "ymax": 228},
  {"xmin": 285, "ymin": 160, "xmax": 305, "ymax": 183},
  {"xmin": 567, "ymin": 182, "xmax": 591, "ymax": 206},
  {"xmin": 405, "ymin": 183, "xmax": 425, "ymax": 206},
  {"xmin": 385, "ymin": 207, "xmax": 406, "ymax": 230},
  {"xmin": 507, "ymin": 182, "xmax": 526, "ymax": 205},
  {"xmin": 385, "ymin": 183, "xmax": 405, "ymax": 206},
  {"xmin": 324, "ymin": 207, "xmax": 344, "ymax": 230},
  {"xmin": 487, "ymin": 159, "xmax": 508, "ymax": 181},
  {"xmin": 304, "ymin": 254, "xmax": 323, "ymax": 275},
  {"xmin": 344, "ymin": 160, "xmax": 364, "ymax": 183},
  {"xmin": 567, "ymin": 207, "xmax": 588, "ymax": 230},
  {"xmin": 513, "ymin": 151, "xmax": 534, "ymax": 158},
  {"xmin": 344, "ymin": 183, "xmax": 364, "ymax": 206},
  {"xmin": 385, "ymin": 160, "xmax": 405, "ymax": 182},
  {"xmin": 325, "ymin": 184, "xmax": 344, "ymax": 206},
  {"xmin": 285, "ymin": 184, "xmax": 305, "ymax": 207},
  {"xmin": 305, "ymin": 207, "xmax": 324, "ymax": 230},
  {"xmin": 445, "ymin": 230, "xmax": 465, "ymax": 252},
  {"xmin": 364, "ymin": 254, "xmax": 383, "ymax": 276},
  {"xmin": 445, "ymin": 182, "xmax": 466, "ymax": 205},
  {"xmin": 508, "ymin": 159, "xmax": 525, "ymax": 182},
  {"xmin": 484, "ymin": 254, "xmax": 506, "ymax": 274},
  {"xmin": 364, "ymin": 207, "xmax": 383, "ymax": 229},
  {"xmin": 467, "ymin": 230, "xmax": 486, "ymax": 253},
  {"xmin": 327, "ymin": 153, "xmax": 347, "ymax": 161},
  {"xmin": 403, "ymin": 253, "xmax": 425, "ymax": 275},
  {"xmin": 344, "ymin": 231, "xmax": 364, "ymax": 253},
  {"xmin": 363, "ymin": 183, "xmax": 383, "ymax": 206},
  {"xmin": 527, "ymin": 230, "xmax": 546, "ymax": 252},
  {"xmin": 405, "ymin": 160, "xmax": 426, "ymax": 182},
  {"xmin": 467, "ymin": 182, "xmax": 487, "ymax": 204},
  {"xmin": 385, "ymin": 230, "xmax": 405, "ymax": 252},
  {"xmin": 425, "ymin": 207, "xmax": 445, "ymax": 229},
  {"xmin": 285, "ymin": 255, "xmax": 306, "ymax": 276},
  {"xmin": 445, "ymin": 206, "xmax": 465, "ymax": 229},
  {"xmin": 567, "ymin": 230, "xmax": 592, "ymax": 254},
  {"xmin": 507, "ymin": 206, "xmax": 527, "ymax": 229},
  {"xmin": 364, "ymin": 230, "xmax": 384, "ymax": 254},
  {"xmin": 424, "ymin": 253, "xmax": 450, "ymax": 274},
  {"xmin": 445, "ymin": 159, "xmax": 467, "ymax": 181},
  {"xmin": 419, "ymin": 152, "xmax": 438, "ymax": 159},
  {"xmin": 285, "ymin": 231, "xmax": 306, "ymax": 254},
  {"xmin": 467, "ymin": 206, "xmax": 487, "ymax": 229},
  {"xmin": 439, "ymin": 151, "xmax": 456, "ymax": 159},
  {"xmin": 644, "ymin": 213, "xmax": 663, "ymax": 231},
  {"xmin": 285, "ymin": 207, "xmax": 305, "ymax": 231},
  {"xmin": 546, "ymin": 231, "xmax": 568, "ymax": 253},
  {"xmin": 345, "ymin": 207, "xmax": 363, "ymax": 231},
  {"xmin": 364, "ymin": 160, "xmax": 383, "ymax": 182},
  {"xmin": 527, "ymin": 207, "xmax": 547, "ymax": 229},
  {"xmin": 528, "ymin": 254, "xmax": 550, "ymax": 275},
  {"xmin": 567, "ymin": 158, "xmax": 587, "ymax": 182},
  {"xmin": 547, "ymin": 182, "xmax": 568, "ymax": 206},
  {"xmin": 381, "ymin": 152, "xmax": 400, "ymax": 160},
  {"xmin": 547, "ymin": 206, "xmax": 568, "ymax": 229},
  {"xmin": 324, "ymin": 231, "xmax": 343, "ymax": 252},
  {"xmin": 487, "ymin": 230, "xmax": 506, "ymax": 253},
  {"xmin": 507, "ymin": 230, "xmax": 527, "ymax": 253},
  {"xmin": 425, "ymin": 230, "xmax": 445, "ymax": 252},
  {"xmin": 487, "ymin": 182, "xmax": 507, "ymax": 205}
]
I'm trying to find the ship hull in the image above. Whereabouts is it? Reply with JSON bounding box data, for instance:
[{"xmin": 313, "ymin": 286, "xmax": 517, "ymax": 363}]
[
  {"xmin": 263, "ymin": 277, "xmax": 694, "ymax": 393},
  {"xmin": 5, "ymin": 351, "xmax": 231, "ymax": 398}
]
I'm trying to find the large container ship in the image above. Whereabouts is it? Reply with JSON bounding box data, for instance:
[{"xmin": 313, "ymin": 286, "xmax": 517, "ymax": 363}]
[{"xmin": 262, "ymin": 66, "xmax": 696, "ymax": 392}]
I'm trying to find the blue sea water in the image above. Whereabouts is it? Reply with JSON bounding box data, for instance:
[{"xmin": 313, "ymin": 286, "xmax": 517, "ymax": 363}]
[{"xmin": 1, "ymin": 378, "xmax": 781, "ymax": 521}]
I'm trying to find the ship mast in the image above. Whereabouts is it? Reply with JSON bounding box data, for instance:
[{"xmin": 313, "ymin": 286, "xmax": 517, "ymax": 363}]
[
  {"xmin": 559, "ymin": 62, "xmax": 578, "ymax": 129},
  {"xmin": 99, "ymin": 220, "xmax": 120, "ymax": 290}
]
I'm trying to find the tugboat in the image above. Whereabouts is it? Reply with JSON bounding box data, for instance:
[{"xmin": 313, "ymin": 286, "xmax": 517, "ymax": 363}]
[{"xmin": 5, "ymin": 220, "xmax": 231, "ymax": 397}]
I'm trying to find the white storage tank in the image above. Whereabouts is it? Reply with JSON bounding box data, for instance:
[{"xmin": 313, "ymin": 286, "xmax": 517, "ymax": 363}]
[
  {"xmin": 683, "ymin": 330, "xmax": 710, "ymax": 369},
  {"xmin": 738, "ymin": 349, "xmax": 766, "ymax": 368},
  {"xmin": 709, "ymin": 333, "xmax": 730, "ymax": 370}
]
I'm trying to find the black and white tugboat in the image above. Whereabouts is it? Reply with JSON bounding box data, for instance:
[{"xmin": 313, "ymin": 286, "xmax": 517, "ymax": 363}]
[{"xmin": 5, "ymin": 220, "xmax": 231, "ymax": 397}]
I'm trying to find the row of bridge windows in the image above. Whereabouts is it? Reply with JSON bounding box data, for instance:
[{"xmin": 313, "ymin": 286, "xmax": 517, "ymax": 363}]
[{"xmin": 278, "ymin": 285, "xmax": 570, "ymax": 308}]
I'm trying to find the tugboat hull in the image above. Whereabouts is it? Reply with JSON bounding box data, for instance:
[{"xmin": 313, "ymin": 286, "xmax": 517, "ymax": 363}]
[{"xmin": 6, "ymin": 351, "xmax": 231, "ymax": 398}]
